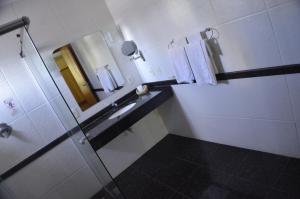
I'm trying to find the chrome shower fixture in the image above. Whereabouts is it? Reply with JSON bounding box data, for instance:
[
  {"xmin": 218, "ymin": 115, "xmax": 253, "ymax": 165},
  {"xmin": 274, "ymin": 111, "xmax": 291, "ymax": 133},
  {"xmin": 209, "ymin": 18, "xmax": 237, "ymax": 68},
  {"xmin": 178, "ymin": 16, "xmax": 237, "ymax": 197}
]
[{"xmin": 0, "ymin": 123, "xmax": 12, "ymax": 139}]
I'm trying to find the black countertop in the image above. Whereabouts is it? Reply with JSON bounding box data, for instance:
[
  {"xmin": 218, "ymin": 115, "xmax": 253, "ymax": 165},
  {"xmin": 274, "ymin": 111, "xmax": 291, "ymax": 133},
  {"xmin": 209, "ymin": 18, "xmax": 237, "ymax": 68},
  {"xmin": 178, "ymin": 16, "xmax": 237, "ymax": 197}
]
[{"xmin": 84, "ymin": 87, "xmax": 173, "ymax": 151}]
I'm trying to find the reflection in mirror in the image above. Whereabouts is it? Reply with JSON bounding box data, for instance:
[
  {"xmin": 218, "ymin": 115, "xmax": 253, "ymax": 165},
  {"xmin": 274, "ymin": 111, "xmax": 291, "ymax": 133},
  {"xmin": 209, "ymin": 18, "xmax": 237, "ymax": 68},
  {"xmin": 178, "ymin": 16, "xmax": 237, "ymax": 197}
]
[{"xmin": 52, "ymin": 32, "xmax": 125, "ymax": 111}]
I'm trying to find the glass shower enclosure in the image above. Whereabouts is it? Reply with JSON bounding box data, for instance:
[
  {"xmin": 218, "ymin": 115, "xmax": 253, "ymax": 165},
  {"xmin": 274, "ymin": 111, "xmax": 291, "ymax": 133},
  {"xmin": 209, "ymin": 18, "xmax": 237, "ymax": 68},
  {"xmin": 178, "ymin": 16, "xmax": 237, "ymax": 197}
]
[{"xmin": 0, "ymin": 24, "xmax": 124, "ymax": 199}]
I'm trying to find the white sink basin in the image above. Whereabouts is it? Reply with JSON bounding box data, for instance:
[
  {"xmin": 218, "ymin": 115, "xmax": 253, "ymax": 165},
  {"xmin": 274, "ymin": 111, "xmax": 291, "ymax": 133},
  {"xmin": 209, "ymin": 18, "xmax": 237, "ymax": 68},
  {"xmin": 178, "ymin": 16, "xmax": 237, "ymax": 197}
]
[{"xmin": 108, "ymin": 103, "xmax": 137, "ymax": 120}]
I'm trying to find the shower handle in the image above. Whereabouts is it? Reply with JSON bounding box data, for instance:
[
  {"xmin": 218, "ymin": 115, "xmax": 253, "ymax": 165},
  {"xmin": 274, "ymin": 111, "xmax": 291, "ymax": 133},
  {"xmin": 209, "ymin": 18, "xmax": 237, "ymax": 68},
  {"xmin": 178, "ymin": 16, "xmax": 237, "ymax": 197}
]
[{"xmin": 0, "ymin": 123, "xmax": 12, "ymax": 138}]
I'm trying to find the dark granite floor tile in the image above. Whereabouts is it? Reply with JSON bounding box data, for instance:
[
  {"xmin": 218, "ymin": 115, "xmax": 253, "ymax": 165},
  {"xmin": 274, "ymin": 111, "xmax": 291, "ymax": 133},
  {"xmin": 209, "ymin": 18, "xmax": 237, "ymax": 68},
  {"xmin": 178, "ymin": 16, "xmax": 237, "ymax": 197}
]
[
  {"xmin": 114, "ymin": 135, "xmax": 298, "ymax": 199},
  {"xmin": 115, "ymin": 171, "xmax": 148, "ymax": 199},
  {"xmin": 117, "ymin": 135, "xmax": 183, "ymax": 175},
  {"xmin": 178, "ymin": 168, "xmax": 230, "ymax": 199},
  {"xmin": 130, "ymin": 174, "xmax": 175, "ymax": 199},
  {"xmin": 115, "ymin": 169, "xmax": 175, "ymax": 199},
  {"xmin": 226, "ymin": 176, "xmax": 267, "ymax": 198},
  {"xmin": 146, "ymin": 134, "xmax": 185, "ymax": 156},
  {"xmin": 264, "ymin": 189, "xmax": 297, "ymax": 199},
  {"xmin": 226, "ymin": 192, "xmax": 262, "ymax": 199},
  {"xmin": 285, "ymin": 158, "xmax": 300, "ymax": 176},
  {"xmin": 132, "ymin": 154, "xmax": 176, "ymax": 177},
  {"xmin": 173, "ymin": 188, "xmax": 260, "ymax": 199},
  {"xmin": 174, "ymin": 140, "xmax": 219, "ymax": 167},
  {"xmin": 170, "ymin": 193, "xmax": 191, "ymax": 199},
  {"xmin": 151, "ymin": 134, "xmax": 219, "ymax": 165},
  {"xmin": 150, "ymin": 158, "xmax": 198, "ymax": 190},
  {"xmin": 91, "ymin": 189, "xmax": 115, "ymax": 199},
  {"xmin": 237, "ymin": 151, "xmax": 289, "ymax": 187},
  {"xmin": 198, "ymin": 184, "xmax": 232, "ymax": 199},
  {"xmin": 207, "ymin": 144, "xmax": 249, "ymax": 175},
  {"xmin": 274, "ymin": 173, "xmax": 300, "ymax": 197}
]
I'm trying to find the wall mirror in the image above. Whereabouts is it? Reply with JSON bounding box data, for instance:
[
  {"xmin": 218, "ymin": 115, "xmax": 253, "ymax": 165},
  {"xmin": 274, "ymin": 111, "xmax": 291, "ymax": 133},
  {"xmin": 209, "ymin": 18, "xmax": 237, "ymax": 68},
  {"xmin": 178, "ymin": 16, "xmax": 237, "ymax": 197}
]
[{"xmin": 52, "ymin": 31, "xmax": 125, "ymax": 111}]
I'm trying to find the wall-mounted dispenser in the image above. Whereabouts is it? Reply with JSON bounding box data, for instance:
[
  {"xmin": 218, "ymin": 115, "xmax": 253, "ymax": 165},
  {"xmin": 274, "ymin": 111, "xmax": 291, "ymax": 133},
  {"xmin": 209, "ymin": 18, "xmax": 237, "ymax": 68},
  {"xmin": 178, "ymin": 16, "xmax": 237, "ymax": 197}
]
[{"xmin": 121, "ymin": 40, "xmax": 146, "ymax": 62}]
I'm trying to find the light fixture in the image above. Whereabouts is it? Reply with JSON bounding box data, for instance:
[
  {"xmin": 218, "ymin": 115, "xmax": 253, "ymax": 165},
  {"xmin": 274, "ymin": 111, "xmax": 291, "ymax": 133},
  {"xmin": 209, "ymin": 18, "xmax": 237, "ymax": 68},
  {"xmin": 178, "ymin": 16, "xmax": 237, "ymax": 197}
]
[{"xmin": 121, "ymin": 40, "xmax": 145, "ymax": 62}]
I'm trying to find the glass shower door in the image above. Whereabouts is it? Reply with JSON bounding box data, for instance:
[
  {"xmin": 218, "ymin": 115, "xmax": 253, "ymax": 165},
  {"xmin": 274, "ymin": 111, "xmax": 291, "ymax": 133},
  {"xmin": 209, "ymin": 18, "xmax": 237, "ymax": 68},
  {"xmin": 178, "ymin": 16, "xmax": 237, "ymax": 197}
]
[{"xmin": 0, "ymin": 28, "xmax": 124, "ymax": 199}]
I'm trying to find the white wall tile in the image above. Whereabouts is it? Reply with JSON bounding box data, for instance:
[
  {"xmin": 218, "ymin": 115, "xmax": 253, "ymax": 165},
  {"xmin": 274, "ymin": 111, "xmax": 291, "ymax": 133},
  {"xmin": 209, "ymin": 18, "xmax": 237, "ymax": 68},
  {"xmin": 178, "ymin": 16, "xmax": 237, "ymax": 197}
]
[
  {"xmin": 264, "ymin": 0, "xmax": 294, "ymax": 8},
  {"xmin": 0, "ymin": 80, "xmax": 24, "ymax": 124},
  {"xmin": 48, "ymin": 0, "xmax": 115, "ymax": 42},
  {"xmin": 286, "ymin": 73, "xmax": 300, "ymax": 144},
  {"xmin": 0, "ymin": 70, "xmax": 4, "ymax": 82},
  {"xmin": 12, "ymin": 0, "xmax": 67, "ymax": 52},
  {"xmin": 97, "ymin": 110, "xmax": 168, "ymax": 178},
  {"xmin": 162, "ymin": 0, "xmax": 217, "ymax": 32},
  {"xmin": 170, "ymin": 76, "xmax": 293, "ymax": 121},
  {"xmin": 286, "ymin": 74, "xmax": 300, "ymax": 122},
  {"xmin": 0, "ymin": 116, "xmax": 43, "ymax": 173},
  {"xmin": 0, "ymin": 184, "xmax": 16, "ymax": 199},
  {"xmin": 211, "ymin": 0, "xmax": 266, "ymax": 24},
  {"xmin": 23, "ymin": 41, "xmax": 61, "ymax": 101},
  {"xmin": 105, "ymin": 0, "xmax": 159, "ymax": 21},
  {"xmin": 159, "ymin": 98, "xmax": 300, "ymax": 158},
  {"xmin": 28, "ymin": 103, "xmax": 65, "ymax": 143},
  {"xmin": 4, "ymin": 139, "xmax": 85, "ymax": 199},
  {"xmin": 109, "ymin": 0, "xmax": 300, "ymax": 159},
  {"xmin": 171, "ymin": 115, "xmax": 300, "ymax": 158},
  {"xmin": 0, "ymin": 30, "xmax": 23, "ymax": 65},
  {"xmin": 0, "ymin": 3, "xmax": 15, "ymax": 24},
  {"xmin": 45, "ymin": 166, "xmax": 102, "ymax": 199},
  {"xmin": 110, "ymin": 0, "xmax": 217, "ymax": 82},
  {"xmin": 269, "ymin": 1, "xmax": 300, "ymax": 64},
  {"xmin": 47, "ymin": 140, "xmax": 86, "ymax": 180},
  {"xmin": 107, "ymin": 1, "xmax": 283, "ymax": 80},
  {"xmin": 217, "ymin": 12, "xmax": 283, "ymax": 71},
  {"xmin": 1, "ymin": 58, "xmax": 46, "ymax": 112},
  {"xmin": 49, "ymin": 96, "xmax": 78, "ymax": 131},
  {"xmin": 11, "ymin": 0, "xmax": 142, "ymax": 123},
  {"xmin": 0, "ymin": 0, "xmax": 143, "ymax": 199}
]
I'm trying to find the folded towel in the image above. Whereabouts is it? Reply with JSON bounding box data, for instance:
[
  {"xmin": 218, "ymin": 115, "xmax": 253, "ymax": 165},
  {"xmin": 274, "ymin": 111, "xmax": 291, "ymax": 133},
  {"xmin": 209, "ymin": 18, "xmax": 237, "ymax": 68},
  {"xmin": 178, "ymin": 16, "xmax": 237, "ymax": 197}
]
[
  {"xmin": 168, "ymin": 44, "xmax": 195, "ymax": 83},
  {"xmin": 185, "ymin": 33, "xmax": 217, "ymax": 85},
  {"xmin": 96, "ymin": 67, "xmax": 118, "ymax": 93}
]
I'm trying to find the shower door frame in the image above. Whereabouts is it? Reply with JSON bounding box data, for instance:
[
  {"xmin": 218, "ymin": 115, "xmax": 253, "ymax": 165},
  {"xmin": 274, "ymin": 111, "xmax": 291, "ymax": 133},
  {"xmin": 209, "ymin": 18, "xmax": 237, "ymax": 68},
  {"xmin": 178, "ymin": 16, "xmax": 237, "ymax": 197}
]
[{"xmin": 0, "ymin": 17, "xmax": 126, "ymax": 199}]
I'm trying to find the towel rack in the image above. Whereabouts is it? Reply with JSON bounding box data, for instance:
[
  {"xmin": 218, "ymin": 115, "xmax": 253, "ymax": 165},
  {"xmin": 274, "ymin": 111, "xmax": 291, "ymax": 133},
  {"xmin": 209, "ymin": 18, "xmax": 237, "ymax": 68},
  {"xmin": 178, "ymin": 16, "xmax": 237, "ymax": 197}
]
[
  {"xmin": 168, "ymin": 27, "xmax": 220, "ymax": 49},
  {"xmin": 200, "ymin": 27, "xmax": 220, "ymax": 40},
  {"xmin": 168, "ymin": 39, "xmax": 175, "ymax": 49}
]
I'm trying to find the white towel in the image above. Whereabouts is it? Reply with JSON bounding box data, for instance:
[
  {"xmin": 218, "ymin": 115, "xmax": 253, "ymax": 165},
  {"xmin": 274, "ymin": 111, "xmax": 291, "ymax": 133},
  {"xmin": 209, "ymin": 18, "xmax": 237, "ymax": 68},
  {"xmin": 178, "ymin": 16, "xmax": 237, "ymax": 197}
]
[
  {"xmin": 185, "ymin": 33, "xmax": 217, "ymax": 85},
  {"xmin": 96, "ymin": 68, "xmax": 118, "ymax": 93},
  {"xmin": 168, "ymin": 44, "xmax": 195, "ymax": 84}
]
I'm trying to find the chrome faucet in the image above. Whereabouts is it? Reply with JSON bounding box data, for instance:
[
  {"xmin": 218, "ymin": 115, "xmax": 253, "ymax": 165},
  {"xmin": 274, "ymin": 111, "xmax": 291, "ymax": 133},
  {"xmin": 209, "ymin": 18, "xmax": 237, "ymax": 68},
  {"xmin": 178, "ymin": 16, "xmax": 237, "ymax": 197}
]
[{"xmin": 111, "ymin": 102, "xmax": 118, "ymax": 108}]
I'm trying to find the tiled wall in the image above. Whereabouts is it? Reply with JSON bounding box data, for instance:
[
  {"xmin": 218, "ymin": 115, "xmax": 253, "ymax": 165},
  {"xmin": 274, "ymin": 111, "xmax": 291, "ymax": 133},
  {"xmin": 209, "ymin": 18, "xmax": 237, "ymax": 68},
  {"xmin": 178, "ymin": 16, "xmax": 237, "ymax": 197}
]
[
  {"xmin": 2, "ymin": 139, "xmax": 102, "ymax": 199},
  {"xmin": 105, "ymin": 0, "xmax": 300, "ymax": 158},
  {"xmin": 106, "ymin": 0, "xmax": 300, "ymax": 80},
  {"xmin": 9, "ymin": 0, "xmax": 142, "ymax": 123},
  {"xmin": 0, "ymin": 0, "xmax": 142, "ymax": 198},
  {"xmin": 0, "ymin": 31, "xmax": 65, "ymax": 175},
  {"xmin": 97, "ymin": 110, "xmax": 169, "ymax": 178}
]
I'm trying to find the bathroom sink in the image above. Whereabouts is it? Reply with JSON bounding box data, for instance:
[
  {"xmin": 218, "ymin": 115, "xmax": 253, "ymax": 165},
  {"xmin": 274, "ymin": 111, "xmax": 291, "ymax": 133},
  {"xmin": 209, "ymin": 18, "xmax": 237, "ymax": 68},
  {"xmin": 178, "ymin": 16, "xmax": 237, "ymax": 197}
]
[{"xmin": 108, "ymin": 103, "xmax": 137, "ymax": 120}]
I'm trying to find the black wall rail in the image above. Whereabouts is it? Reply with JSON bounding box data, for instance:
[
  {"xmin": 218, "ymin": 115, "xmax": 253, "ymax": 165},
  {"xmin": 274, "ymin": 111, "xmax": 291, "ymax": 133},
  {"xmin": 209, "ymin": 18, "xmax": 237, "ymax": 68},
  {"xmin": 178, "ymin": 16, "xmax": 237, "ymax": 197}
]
[
  {"xmin": 216, "ymin": 64, "xmax": 300, "ymax": 80},
  {"xmin": 1, "ymin": 63, "xmax": 299, "ymax": 182},
  {"xmin": 0, "ymin": 130, "xmax": 73, "ymax": 181},
  {"xmin": 145, "ymin": 64, "xmax": 300, "ymax": 89}
]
